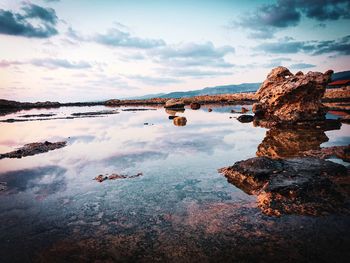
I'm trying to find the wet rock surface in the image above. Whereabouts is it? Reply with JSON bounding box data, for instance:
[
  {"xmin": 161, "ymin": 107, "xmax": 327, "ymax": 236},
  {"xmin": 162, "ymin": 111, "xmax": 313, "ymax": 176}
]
[
  {"xmin": 173, "ymin": 116, "xmax": 187, "ymax": 126},
  {"xmin": 302, "ymin": 145, "xmax": 350, "ymax": 162},
  {"xmin": 93, "ymin": 173, "xmax": 143, "ymax": 182},
  {"xmin": 219, "ymin": 157, "xmax": 349, "ymax": 216},
  {"xmin": 253, "ymin": 67, "xmax": 333, "ymax": 124},
  {"xmin": 0, "ymin": 141, "xmax": 67, "ymax": 159}
]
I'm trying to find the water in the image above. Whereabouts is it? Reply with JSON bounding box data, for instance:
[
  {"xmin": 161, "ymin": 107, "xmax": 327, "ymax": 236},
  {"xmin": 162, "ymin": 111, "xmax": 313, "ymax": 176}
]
[{"xmin": 0, "ymin": 105, "xmax": 349, "ymax": 262}]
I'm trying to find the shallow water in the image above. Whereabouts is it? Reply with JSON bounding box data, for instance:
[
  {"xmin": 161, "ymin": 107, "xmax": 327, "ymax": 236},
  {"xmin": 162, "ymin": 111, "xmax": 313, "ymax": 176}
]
[{"xmin": 0, "ymin": 105, "xmax": 349, "ymax": 262}]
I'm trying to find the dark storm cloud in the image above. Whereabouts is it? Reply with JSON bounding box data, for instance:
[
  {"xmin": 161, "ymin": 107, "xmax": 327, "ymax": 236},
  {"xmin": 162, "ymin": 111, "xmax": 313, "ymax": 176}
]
[
  {"xmin": 0, "ymin": 3, "xmax": 58, "ymax": 38},
  {"xmin": 256, "ymin": 35, "xmax": 350, "ymax": 55},
  {"xmin": 235, "ymin": 0, "xmax": 350, "ymax": 38}
]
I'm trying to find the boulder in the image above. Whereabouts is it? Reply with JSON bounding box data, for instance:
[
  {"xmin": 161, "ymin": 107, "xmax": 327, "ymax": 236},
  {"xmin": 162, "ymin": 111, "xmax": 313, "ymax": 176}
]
[
  {"xmin": 219, "ymin": 157, "xmax": 349, "ymax": 216},
  {"xmin": 164, "ymin": 99, "xmax": 185, "ymax": 109},
  {"xmin": 190, "ymin": 102, "xmax": 201, "ymax": 110},
  {"xmin": 253, "ymin": 66, "xmax": 333, "ymax": 123},
  {"xmin": 173, "ymin": 116, "xmax": 187, "ymax": 126}
]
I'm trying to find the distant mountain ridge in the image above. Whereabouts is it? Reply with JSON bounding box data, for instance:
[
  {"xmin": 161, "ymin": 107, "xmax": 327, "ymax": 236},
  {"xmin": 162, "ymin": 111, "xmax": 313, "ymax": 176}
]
[
  {"xmin": 133, "ymin": 70, "xmax": 350, "ymax": 100},
  {"xmin": 332, "ymin": 70, "xmax": 350, "ymax": 81},
  {"xmin": 134, "ymin": 83, "xmax": 261, "ymax": 99}
]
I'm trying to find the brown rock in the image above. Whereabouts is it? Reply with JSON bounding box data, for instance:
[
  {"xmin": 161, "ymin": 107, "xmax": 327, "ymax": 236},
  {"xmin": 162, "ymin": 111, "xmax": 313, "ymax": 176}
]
[
  {"xmin": 190, "ymin": 102, "xmax": 201, "ymax": 110},
  {"xmin": 164, "ymin": 99, "xmax": 185, "ymax": 109},
  {"xmin": 173, "ymin": 116, "xmax": 187, "ymax": 126},
  {"xmin": 253, "ymin": 66, "xmax": 333, "ymax": 123}
]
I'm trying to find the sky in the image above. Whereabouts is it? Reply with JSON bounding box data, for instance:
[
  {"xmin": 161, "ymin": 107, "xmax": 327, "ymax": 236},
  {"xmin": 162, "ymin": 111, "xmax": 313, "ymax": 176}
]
[{"xmin": 0, "ymin": 0, "xmax": 349, "ymax": 102}]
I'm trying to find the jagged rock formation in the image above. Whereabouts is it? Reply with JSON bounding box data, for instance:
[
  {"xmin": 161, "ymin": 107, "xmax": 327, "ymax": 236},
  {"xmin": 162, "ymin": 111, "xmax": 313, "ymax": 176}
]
[
  {"xmin": 253, "ymin": 67, "xmax": 333, "ymax": 124},
  {"xmin": 219, "ymin": 157, "xmax": 349, "ymax": 216}
]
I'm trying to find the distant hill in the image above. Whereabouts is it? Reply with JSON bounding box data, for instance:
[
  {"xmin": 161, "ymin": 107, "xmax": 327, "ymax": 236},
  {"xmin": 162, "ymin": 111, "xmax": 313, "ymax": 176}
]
[
  {"xmin": 133, "ymin": 83, "xmax": 261, "ymax": 99},
  {"xmin": 332, "ymin": 70, "xmax": 350, "ymax": 81}
]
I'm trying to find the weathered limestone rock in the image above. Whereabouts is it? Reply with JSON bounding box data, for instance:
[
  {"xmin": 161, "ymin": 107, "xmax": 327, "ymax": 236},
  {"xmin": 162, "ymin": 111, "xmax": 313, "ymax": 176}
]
[
  {"xmin": 253, "ymin": 67, "xmax": 333, "ymax": 123},
  {"xmin": 219, "ymin": 157, "xmax": 349, "ymax": 216}
]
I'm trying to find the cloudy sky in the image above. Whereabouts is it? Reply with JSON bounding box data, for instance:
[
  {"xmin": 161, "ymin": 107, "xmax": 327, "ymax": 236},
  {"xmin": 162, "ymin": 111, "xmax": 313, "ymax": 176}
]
[{"xmin": 0, "ymin": 0, "xmax": 349, "ymax": 102}]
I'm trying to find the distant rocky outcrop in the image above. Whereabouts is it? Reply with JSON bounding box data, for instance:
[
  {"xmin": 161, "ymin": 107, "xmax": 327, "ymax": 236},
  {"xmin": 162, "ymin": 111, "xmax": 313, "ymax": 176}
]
[{"xmin": 253, "ymin": 67, "xmax": 334, "ymax": 125}]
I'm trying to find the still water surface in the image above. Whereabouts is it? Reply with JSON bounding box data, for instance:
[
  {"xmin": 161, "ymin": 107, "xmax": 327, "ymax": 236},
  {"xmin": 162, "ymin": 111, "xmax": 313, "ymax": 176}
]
[{"xmin": 0, "ymin": 105, "xmax": 349, "ymax": 262}]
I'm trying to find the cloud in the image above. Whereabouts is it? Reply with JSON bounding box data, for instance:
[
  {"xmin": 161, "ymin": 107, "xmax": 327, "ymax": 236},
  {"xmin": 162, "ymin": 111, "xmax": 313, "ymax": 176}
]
[
  {"xmin": 234, "ymin": 0, "xmax": 350, "ymax": 38},
  {"xmin": 127, "ymin": 75, "xmax": 182, "ymax": 85},
  {"xmin": 147, "ymin": 42, "xmax": 235, "ymax": 78},
  {"xmin": 30, "ymin": 58, "xmax": 92, "ymax": 69},
  {"xmin": 0, "ymin": 60, "xmax": 22, "ymax": 68},
  {"xmin": 289, "ymin": 63, "xmax": 316, "ymax": 69},
  {"xmin": 256, "ymin": 35, "xmax": 350, "ymax": 55},
  {"xmin": 160, "ymin": 68, "xmax": 232, "ymax": 78},
  {"xmin": 0, "ymin": 3, "xmax": 58, "ymax": 38}
]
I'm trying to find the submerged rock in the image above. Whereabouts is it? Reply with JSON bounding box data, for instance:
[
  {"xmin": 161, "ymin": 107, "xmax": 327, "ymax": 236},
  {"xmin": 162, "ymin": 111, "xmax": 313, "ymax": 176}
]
[
  {"xmin": 253, "ymin": 67, "xmax": 333, "ymax": 124},
  {"xmin": 173, "ymin": 116, "xmax": 187, "ymax": 126},
  {"xmin": 219, "ymin": 157, "xmax": 349, "ymax": 216},
  {"xmin": 94, "ymin": 172, "xmax": 143, "ymax": 182},
  {"xmin": 0, "ymin": 141, "xmax": 67, "ymax": 159},
  {"xmin": 164, "ymin": 99, "xmax": 185, "ymax": 109}
]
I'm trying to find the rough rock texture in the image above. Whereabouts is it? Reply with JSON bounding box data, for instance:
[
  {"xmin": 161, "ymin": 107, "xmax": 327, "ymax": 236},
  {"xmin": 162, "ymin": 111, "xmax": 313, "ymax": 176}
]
[
  {"xmin": 173, "ymin": 116, "xmax": 187, "ymax": 126},
  {"xmin": 0, "ymin": 141, "xmax": 67, "ymax": 159},
  {"xmin": 219, "ymin": 157, "xmax": 349, "ymax": 216},
  {"xmin": 164, "ymin": 99, "xmax": 185, "ymax": 109},
  {"xmin": 253, "ymin": 67, "xmax": 333, "ymax": 123},
  {"xmin": 302, "ymin": 145, "xmax": 350, "ymax": 162}
]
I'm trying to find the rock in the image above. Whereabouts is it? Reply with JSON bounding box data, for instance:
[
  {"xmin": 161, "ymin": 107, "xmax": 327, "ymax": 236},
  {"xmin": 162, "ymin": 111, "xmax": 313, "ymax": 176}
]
[
  {"xmin": 190, "ymin": 102, "xmax": 201, "ymax": 110},
  {"xmin": 165, "ymin": 109, "xmax": 185, "ymax": 116},
  {"xmin": 302, "ymin": 145, "xmax": 350, "ymax": 162},
  {"xmin": 231, "ymin": 107, "xmax": 249, "ymax": 113},
  {"xmin": 0, "ymin": 182, "xmax": 7, "ymax": 192},
  {"xmin": 105, "ymin": 99, "xmax": 121, "ymax": 106},
  {"xmin": 71, "ymin": 110, "xmax": 118, "ymax": 116},
  {"xmin": 164, "ymin": 99, "xmax": 185, "ymax": 109},
  {"xmin": 253, "ymin": 66, "xmax": 333, "ymax": 124},
  {"xmin": 94, "ymin": 175, "xmax": 108, "ymax": 182},
  {"xmin": 257, "ymin": 127, "xmax": 329, "ymax": 158},
  {"xmin": 208, "ymin": 108, "xmax": 213, "ymax": 112},
  {"xmin": 0, "ymin": 141, "xmax": 67, "ymax": 159},
  {"xmin": 237, "ymin": 115, "xmax": 254, "ymax": 123},
  {"xmin": 219, "ymin": 157, "xmax": 349, "ymax": 216},
  {"xmin": 94, "ymin": 172, "xmax": 143, "ymax": 182},
  {"xmin": 173, "ymin": 116, "xmax": 187, "ymax": 126}
]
